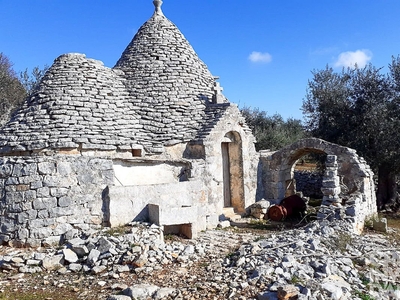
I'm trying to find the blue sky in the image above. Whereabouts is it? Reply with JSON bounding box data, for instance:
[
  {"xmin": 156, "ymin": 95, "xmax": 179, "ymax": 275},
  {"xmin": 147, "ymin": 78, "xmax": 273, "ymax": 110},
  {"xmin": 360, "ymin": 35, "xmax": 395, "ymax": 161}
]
[{"xmin": 1, "ymin": 1, "xmax": 400, "ymax": 120}]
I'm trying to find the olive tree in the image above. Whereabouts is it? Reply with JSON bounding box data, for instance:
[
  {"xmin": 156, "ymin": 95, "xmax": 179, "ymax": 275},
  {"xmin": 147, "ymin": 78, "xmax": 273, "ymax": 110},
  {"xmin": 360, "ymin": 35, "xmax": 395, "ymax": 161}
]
[
  {"xmin": 0, "ymin": 53, "xmax": 47, "ymax": 127},
  {"xmin": 0, "ymin": 53, "xmax": 26, "ymax": 126},
  {"xmin": 241, "ymin": 107, "xmax": 306, "ymax": 151},
  {"xmin": 302, "ymin": 58, "xmax": 400, "ymax": 209}
]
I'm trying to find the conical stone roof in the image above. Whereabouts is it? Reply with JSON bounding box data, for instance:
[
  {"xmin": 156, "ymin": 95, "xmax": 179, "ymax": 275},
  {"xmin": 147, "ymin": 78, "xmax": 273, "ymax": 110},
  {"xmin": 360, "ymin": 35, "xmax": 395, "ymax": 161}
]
[
  {"xmin": 0, "ymin": 1, "xmax": 224, "ymax": 155},
  {"xmin": 0, "ymin": 54, "xmax": 139, "ymax": 153},
  {"xmin": 113, "ymin": 1, "xmax": 216, "ymax": 144}
]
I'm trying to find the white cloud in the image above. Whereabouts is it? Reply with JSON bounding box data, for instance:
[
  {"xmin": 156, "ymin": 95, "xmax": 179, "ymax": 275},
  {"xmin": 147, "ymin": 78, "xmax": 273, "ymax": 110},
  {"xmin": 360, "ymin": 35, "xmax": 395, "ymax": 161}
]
[
  {"xmin": 334, "ymin": 49, "xmax": 372, "ymax": 68},
  {"xmin": 248, "ymin": 51, "xmax": 272, "ymax": 63}
]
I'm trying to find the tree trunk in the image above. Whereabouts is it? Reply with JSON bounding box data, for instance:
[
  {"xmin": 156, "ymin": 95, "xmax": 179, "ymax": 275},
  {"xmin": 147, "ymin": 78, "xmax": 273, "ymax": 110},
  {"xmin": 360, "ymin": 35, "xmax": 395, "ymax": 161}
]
[{"xmin": 376, "ymin": 164, "xmax": 398, "ymax": 210}]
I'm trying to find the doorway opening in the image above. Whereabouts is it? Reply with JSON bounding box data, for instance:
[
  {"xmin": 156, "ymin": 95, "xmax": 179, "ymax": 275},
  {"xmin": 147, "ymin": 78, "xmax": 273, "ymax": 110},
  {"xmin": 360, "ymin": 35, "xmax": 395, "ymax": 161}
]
[{"xmin": 221, "ymin": 131, "xmax": 245, "ymax": 213}]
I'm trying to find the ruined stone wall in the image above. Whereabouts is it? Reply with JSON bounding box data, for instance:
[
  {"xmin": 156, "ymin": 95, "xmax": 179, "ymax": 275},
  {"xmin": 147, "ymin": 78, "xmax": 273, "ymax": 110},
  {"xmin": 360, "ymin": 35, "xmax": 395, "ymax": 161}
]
[
  {"xmin": 259, "ymin": 138, "xmax": 377, "ymax": 233},
  {"xmin": 0, "ymin": 155, "xmax": 113, "ymax": 246}
]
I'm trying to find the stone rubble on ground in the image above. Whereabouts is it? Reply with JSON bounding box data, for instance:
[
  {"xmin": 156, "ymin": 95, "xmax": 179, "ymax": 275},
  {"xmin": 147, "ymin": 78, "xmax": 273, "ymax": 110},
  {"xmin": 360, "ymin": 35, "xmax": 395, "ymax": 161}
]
[{"xmin": 0, "ymin": 220, "xmax": 399, "ymax": 299}]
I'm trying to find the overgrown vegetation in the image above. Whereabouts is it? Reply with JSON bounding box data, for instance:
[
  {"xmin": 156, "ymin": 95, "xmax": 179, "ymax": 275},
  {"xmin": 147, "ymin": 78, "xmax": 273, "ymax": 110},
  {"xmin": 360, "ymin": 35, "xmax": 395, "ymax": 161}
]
[
  {"xmin": 354, "ymin": 290, "xmax": 375, "ymax": 300},
  {"xmin": 104, "ymin": 225, "xmax": 131, "ymax": 236}
]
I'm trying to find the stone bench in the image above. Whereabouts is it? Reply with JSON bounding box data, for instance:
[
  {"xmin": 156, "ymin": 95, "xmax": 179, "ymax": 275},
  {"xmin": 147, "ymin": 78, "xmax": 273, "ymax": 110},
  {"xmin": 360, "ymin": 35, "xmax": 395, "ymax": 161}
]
[{"xmin": 148, "ymin": 204, "xmax": 198, "ymax": 239}]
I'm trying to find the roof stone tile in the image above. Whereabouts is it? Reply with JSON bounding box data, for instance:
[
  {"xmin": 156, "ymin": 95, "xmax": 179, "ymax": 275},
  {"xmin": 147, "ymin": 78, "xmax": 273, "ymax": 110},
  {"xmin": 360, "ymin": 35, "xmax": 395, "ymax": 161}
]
[{"xmin": 0, "ymin": 2, "xmax": 231, "ymax": 155}]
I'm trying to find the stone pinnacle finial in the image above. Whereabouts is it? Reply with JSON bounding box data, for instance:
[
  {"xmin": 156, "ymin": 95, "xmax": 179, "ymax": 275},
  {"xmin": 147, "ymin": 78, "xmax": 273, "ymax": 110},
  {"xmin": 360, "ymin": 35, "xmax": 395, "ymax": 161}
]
[{"xmin": 153, "ymin": 0, "xmax": 164, "ymax": 15}]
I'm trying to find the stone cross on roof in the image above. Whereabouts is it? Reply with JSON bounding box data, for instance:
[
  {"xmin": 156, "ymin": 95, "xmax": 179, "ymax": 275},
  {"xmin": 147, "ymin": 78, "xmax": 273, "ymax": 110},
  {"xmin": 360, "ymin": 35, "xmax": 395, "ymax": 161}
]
[
  {"xmin": 213, "ymin": 76, "xmax": 225, "ymax": 104},
  {"xmin": 153, "ymin": 0, "xmax": 164, "ymax": 16}
]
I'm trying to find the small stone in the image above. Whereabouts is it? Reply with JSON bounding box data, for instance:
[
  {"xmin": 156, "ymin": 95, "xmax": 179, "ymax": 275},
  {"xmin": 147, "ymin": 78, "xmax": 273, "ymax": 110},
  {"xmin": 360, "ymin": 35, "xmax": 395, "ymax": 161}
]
[
  {"xmin": 321, "ymin": 282, "xmax": 343, "ymax": 300},
  {"xmin": 218, "ymin": 220, "xmax": 231, "ymax": 228},
  {"xmin": 132, "ymin": 256, "xmax": 147, "ymax": 268},
  {"xmin": 87, "ymin": 249, "xmax": 101, "ymax": 265},
  {"xmin": 92, "ymin": 265, "xmax": 107, "ymax": 274},
  {"xmin": 68, "ymin": 263, "xmax": 83, "ymax": 272},
  {"xmin": 373, "ymin": 218, "xmax": 387, "ymax": 233},
  {"xmin": 97, "ymin": 237, "xmax": 113, "ymax": 254},
  {"xmin": 62, "ymin": 248, "xmax": 79, "ymax": 263},
  {"xmin": 277, "ymin": 285, "xmax": 299, "ymax": 300},
  {"xmin": 122, "ymin": 284, "xmax": 159, "ymax": 299},
  {"xmin": 107, "ymin": 296, "xmax": 131, "ymax": 300},
  {"xmin": 98, "ymin": 281, "xmax": 107, "ymax": 287},
  {"xmin": 42, "ymin": 254, "xmax": 64, "ymax": 271},
  {"xmin": 154, "ymin": 287, "xmax": 176, "ymax": 299},
  {"xmin": 116, "ymin": 265, "xmax": 130, "ymax": 273}
]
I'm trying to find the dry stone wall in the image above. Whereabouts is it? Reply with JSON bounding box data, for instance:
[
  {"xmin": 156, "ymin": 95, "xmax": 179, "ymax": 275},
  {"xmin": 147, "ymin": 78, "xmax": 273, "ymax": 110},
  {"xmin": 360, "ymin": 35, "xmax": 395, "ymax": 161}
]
[
  {"xmin": 200, "ymin": 104, "xmax": 258, "ymax": 213},
  {"xmin": 0, "ymin": 155, "xmax": 113, "ymax": 247},
  {"xmin": 294, "ymin": 170, "xmax": 323, "ymax": 198},
  {"xmin": 259, "ymin": 138, "xmax": 377, "ymax": 233}
]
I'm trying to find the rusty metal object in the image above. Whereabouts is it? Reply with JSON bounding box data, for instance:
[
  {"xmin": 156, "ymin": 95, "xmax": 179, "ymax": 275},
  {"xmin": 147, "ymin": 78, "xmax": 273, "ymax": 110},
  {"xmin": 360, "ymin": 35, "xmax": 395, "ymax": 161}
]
[
  {"xmin": 281, "ymin": 194, "xmax": 306, "ymax": 216},
  {"xmin": 266, "ymin": 195, "xmax": 306, "ymax": 222},
  {"xmin": 267, "ymin": 205, "xmax": 287, "ymax": 221}
]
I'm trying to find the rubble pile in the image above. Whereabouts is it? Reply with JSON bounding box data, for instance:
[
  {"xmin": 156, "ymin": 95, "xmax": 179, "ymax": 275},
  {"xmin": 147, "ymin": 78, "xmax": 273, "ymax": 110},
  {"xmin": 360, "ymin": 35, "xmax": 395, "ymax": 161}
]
[{"xmin": 0, "ymin": 221, "xmax": 398, "ymax": 300}]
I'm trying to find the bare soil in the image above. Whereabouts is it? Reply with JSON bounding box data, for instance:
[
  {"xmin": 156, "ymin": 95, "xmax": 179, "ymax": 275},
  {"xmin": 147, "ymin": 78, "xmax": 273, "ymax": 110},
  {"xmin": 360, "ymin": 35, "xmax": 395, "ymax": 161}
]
[{"xmin": 0, "ymin": 213, "xmax": 399, "ymax": 300}]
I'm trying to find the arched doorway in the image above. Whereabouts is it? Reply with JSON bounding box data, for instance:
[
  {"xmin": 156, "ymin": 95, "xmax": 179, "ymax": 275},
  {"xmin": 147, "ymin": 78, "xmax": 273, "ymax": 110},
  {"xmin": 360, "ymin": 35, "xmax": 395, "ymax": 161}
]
[
  {"xmin": 221, "ymin": 131, "xmax": 245, "ymax": 213},
  {"xmin": 288, "ymin": 151, "xmax": 327, "ymax": 200}
]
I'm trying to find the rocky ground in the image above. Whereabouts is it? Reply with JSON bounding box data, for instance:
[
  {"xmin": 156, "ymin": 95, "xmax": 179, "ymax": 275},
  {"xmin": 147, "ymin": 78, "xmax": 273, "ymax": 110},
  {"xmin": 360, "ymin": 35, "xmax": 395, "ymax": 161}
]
[{"xmin": 0, "ymin": 219, "xmax": 399, "ymax": 300}]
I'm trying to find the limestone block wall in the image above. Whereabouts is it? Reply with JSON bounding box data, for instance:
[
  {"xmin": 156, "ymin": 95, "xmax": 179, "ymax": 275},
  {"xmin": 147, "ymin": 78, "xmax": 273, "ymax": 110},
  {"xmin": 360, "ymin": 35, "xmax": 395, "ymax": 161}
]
[
  {"xmin": 0, "ymin": 155, "xmax": 113, "ymax": 246},
  {"xmin": 0, "ymin": 151, "xmax": 218, "ymax": 246},
  {"xmin": 112, "ymin": 159, "xmax": 189, "ymax": 186},
  {"xmin": 105, "ymin": 180, "xmax": 211, "ymax": 234}
]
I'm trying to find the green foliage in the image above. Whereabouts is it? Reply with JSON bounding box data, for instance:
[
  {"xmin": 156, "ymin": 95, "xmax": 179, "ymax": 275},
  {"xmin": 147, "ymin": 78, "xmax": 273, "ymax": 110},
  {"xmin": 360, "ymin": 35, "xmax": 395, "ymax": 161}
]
[
  {"xmin": 225, "ymin": 251, "xmax": 237, "ymax": 258},
  {"xmin": 0, "ymin": 53, "xmax": 48, "ymax": 127},
  {"xmin": 354, "ymin": 291, "xmax": 375, "ymax": 300},
  {"xmin": 302, "ymin": 57, "xmax": 400, "ymax": 207},
  {"xmin": 105, "ymin": 225, "xmax": 130, "ymax": 236},
  {"xmin": 303, "ymin": 63, "xmax": 396, "ymax": 169},
  {"xmin": 19, "ymin": 65, "xmax": 48, "ymax": 95},
  {"xmin": 240, "ymin": 107, "xmax": 306, "ymax": 151},
  {"xmin": 290, "ymin": 275, "xmax": 304, "ymax": 285},
  {"xmin": 324, "ymin": 232, "xmax": 353, "ymax": 253},
  {"xmin": 253, "ymin": 235, "xmax": 265, "ymax": 242},
  {"xmin": 0, "ymin": 53, "xmax": 27, "ymax": 126}
]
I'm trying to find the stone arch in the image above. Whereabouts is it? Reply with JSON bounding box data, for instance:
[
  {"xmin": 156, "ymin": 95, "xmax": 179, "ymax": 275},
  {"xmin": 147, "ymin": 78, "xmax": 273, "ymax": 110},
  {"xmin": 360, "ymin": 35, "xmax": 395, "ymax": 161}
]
[
  {"xmin": 259, "ymin": 138, "xmax": 377, "ymax": 233},
  {"xmin": 284, "ymin": 147, "xmax": 326, "ymax": 199}
]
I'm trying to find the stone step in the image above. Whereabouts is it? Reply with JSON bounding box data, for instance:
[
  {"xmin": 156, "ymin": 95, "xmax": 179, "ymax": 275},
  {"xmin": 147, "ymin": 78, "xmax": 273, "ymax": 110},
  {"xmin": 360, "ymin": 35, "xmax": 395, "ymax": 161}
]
[{"xmin": 222, "ymin": 207, "xmax": 242, "ymax": 221}]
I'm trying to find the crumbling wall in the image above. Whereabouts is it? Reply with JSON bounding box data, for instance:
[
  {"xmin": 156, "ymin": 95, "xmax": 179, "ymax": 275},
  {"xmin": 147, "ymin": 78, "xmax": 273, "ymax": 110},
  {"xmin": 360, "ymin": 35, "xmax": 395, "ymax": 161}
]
[{"xmin": 259, "ymin": 138, "xmax": 377, "ymax": 233}]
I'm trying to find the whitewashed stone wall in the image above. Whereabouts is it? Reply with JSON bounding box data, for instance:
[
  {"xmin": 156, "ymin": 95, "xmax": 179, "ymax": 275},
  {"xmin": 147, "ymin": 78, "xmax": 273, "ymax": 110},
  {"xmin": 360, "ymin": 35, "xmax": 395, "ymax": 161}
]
[
  {"xmin": 105, "ymin": 180, "xmax": 209, "ymax": 236},
  {"xmin": 199, "ymin": 104, "xmax": 258, "ymax": 215}
]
